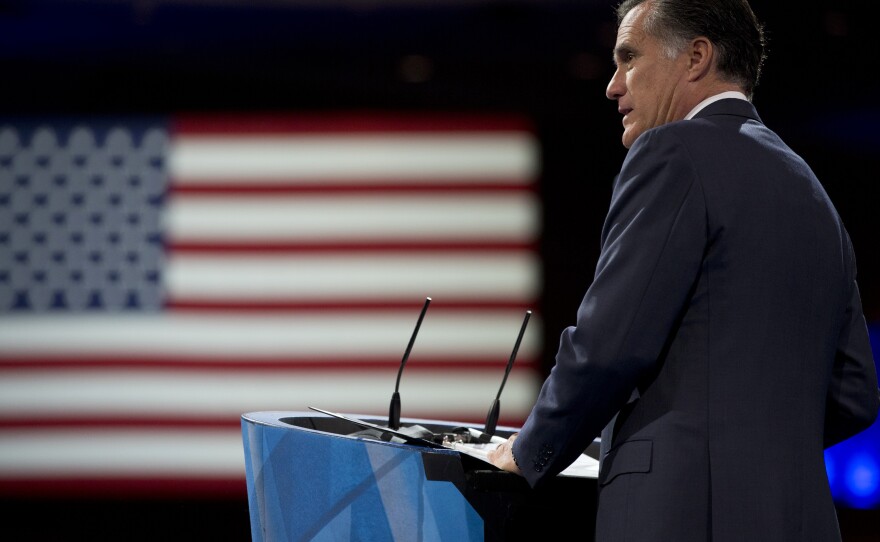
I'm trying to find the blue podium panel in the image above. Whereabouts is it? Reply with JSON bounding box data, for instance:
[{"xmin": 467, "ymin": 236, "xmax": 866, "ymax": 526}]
[{"xmin": 242, "ymin": 411, "xmax": 484, "ymax": 542}]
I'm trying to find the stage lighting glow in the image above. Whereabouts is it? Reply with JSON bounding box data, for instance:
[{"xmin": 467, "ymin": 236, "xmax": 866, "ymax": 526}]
[{"xmin": 846, "ymin": 453, "xmax": 879, "ymax": 498}]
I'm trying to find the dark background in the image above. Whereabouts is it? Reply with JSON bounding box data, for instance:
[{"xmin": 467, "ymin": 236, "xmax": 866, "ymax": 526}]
[{"xmin": 2, "ymin": 0, "xmax": 878, "ymax": 539}]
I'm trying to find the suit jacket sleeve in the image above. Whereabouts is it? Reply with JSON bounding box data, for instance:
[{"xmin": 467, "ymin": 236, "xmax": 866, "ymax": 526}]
[
  {"xmin": 824, "ymin": 240, "xmax": 879, "ymax": 448},
  {"xmin": 513, "ymin": 127, "xmax": 707, "ymax": 487}
]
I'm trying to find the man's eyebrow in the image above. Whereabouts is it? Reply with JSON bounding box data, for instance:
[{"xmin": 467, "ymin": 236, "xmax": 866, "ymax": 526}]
[{"xmin": 612, "ymin": 45, "xmax": 635, "ymax": 65}]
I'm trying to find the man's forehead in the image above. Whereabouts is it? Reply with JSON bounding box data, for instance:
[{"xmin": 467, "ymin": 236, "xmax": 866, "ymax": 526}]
[
  {"xmin": 617, "ymin": 6, "xmax": 649, "ymax": 42},
  {"xmin": 614, "ymin": 6, "xmax": 648, "ymax": 57}
]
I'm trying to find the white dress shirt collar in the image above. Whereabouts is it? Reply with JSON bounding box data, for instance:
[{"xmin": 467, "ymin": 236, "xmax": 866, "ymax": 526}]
[{"xmin": 685, "ymin": 91, "xmax": 749, "ymax": 120}]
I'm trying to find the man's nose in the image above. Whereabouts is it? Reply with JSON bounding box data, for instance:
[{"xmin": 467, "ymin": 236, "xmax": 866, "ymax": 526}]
[{"xmin": 606, "ymin": 67, "xmax": 625, "ymax": 100}]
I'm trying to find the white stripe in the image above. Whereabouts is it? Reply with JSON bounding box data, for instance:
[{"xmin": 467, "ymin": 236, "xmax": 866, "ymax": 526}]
[
  {"xmin": 169, "ymin": 134, "xmax": 539, "ymax": 181},
  {"xmin": 0, "ymin": 312, "xmax": 543, "ymax": 359},
  {"xmin": 0, "ymin": 429, "xmax": 243, "ymax": 477},
  {"xmin": 166, "ymin": 254, "xmax": 541, "ymax": 301},
  {"xmin": 165, "ymin": 194, "xmax": 541, "ymax": 241},
  {"xmin": 0, "ymin": 370, "xmax": 541, "ymax": 421}
]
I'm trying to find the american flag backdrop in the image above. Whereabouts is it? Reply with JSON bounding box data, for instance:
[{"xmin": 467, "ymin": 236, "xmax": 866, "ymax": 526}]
[{"xmin": 0, "ymin": 113, "xmax": 543, "ymax": 496}]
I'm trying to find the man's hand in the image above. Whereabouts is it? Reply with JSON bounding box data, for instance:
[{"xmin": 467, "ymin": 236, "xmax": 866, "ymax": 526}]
[{"xmin": 487, "ymin": 433, "xmax": 523, "ymax": 475}]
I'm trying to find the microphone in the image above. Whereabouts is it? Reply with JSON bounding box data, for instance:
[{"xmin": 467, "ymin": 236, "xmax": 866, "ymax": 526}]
[
  {"xmin": 481, "ymin": 309, "xmax": 531, "ymax": 442},
  {"xmin": 388, "ymin": 296, "xmax": 431, "ymax": 430}
]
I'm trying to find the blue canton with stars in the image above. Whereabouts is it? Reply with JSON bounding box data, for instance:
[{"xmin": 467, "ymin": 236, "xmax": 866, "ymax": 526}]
[{"xmin": 0, "ymin": 119, "xmax": 169, "ymax": 312}]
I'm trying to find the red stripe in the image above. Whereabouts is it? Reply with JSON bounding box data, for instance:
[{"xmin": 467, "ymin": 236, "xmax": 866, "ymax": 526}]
[
  {"xmin": 0, "ymin": 417, "xmax": 243, "ymax": 430},
  {"xmin": 171, "ymin": 112, "xmax": 534, "ymax": 135},
  {"xmin": 0, "ymin": 477, "xmax": 247, "ymax": 499},
  {"xmin": 168, "ymin": 181, "xmax": 536, "ymax": 195},
  {"xmin": 0, "ymin": 356, "xmax": 540, "ymax": 371},
  {"xmin": 165, "ymin": 299, "xmax": 538, "ymax": 312},
  {"xmin": 166, "ymin": 240, "xmax": 538, "ymax": 254}
]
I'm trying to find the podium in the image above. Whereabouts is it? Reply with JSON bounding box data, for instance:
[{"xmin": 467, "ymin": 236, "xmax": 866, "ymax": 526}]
[{"xmin": 241, "ymin": 411, "xmax": 598, "ymax": 541}]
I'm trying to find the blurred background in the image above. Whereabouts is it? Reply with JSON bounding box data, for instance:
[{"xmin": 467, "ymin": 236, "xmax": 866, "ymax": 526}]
[{"xmin": 1, "ymin": 0, "xmax": 877, "ymax": 539}]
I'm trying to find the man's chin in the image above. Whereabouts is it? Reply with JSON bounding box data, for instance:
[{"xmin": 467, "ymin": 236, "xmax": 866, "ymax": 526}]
[{"xmin": 621, "ymin": 126, "xmax": 642, "ymax": 149}]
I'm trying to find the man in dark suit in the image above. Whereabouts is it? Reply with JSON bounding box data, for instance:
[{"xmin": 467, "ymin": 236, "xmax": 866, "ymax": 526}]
[{"xmin": 488, "ymin": 0, "xmax": 879, "ymax": 540}]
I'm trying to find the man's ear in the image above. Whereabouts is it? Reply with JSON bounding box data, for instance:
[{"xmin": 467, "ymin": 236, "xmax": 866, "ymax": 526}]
[{"xmin": 687, "ymin": 37, "xmax": 714, "ymax": 82}]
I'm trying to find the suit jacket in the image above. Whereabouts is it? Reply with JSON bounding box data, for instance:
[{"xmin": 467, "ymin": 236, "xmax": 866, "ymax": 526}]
[{"xmin": 512, "ymin": 99, "xmax": 879, "ymax": 541}]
